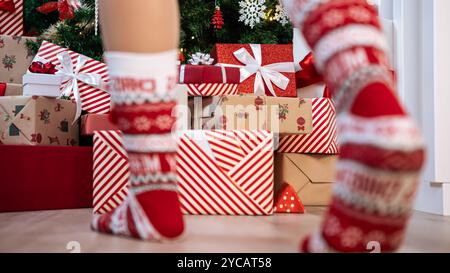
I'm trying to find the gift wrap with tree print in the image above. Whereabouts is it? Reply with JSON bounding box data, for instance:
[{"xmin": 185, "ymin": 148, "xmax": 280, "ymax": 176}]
[{"xmin": 0, "ymin": 96, "xmax": 79, "ymax": 146}]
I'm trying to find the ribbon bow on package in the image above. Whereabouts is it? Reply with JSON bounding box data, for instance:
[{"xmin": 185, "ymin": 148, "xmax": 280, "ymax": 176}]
[
  {"xmin": 29, "ymin": 41, "xmax": 111, "ymax": 121},
  {"xmin": 0, "ymin": 0, "xmax": 15, "ymax": 12},
  {"xmin": 213, "ymin": 44, "xmax": 297, "ymax": 97},
  {"xmin": 28, "ymin": 61, "xmax": 58, "ymax": 75},
  {"xmin": 36, "ymin": 0, "xmax": 81, "ymax": 20},
  {"xmin": 296, "ymin": 52, "xmax": 323, "ymax": 88},
  {"xmin": 56, "ymin": 52, "xmax": 104, "ymax": 123}
]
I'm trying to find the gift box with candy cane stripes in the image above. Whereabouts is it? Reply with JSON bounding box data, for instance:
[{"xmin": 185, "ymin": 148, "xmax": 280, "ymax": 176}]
[
  {"xmin": 277, "ymin": 97, "xmax": 339, "ymax": 154},
  {"xmin": 92, "ymin": 131, "xmax": 129, "ymax": 214},
  {"xmin": 177, "ymin": 130, "xmax": 275, "ymax": 216},
  {"xmin": 32, "ymin": 41, "xmax": 111, "ymax": 116},
  {"xmin": 0, "ymin": 0, "xmax": 23, "ymax": 36}
]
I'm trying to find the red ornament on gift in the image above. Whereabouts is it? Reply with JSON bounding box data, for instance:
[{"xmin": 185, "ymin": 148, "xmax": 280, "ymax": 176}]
[
  {"xmin": 211, "ymin": 6, "xmax": 224, "ymax": 30},
  {"xmin": 254, "ymin": 96, "xmax": 264, "ymax": 111},
  {"xmin": 297, "ymin": 117, "xmax": 306, "ymax": 131}
]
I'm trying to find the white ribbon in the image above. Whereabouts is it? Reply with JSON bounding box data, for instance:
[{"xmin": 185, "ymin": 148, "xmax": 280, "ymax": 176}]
[
  {"xmin": 217, "ymin": 44, "xmax": 295, "ymax": 96},
  {"xmin": 56, "ymin": 52, "xmax": 104, "ymax": 124}
]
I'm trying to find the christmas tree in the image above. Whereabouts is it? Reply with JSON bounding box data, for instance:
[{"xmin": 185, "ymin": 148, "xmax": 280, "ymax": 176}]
[{"xmin": 26, "ymin": 0, "xmax": 292, "ymax": 62}]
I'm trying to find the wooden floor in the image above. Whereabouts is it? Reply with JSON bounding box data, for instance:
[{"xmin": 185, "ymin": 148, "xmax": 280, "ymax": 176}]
[{"xmin": 0, "ymin": 208, "xmax": 449, "ymax": 253}]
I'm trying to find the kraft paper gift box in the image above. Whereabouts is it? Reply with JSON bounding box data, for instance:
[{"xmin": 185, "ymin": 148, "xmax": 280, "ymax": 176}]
[
  {"xmin": 274, "ymin": 153, "xmax": 338, "ymax": 206},
  {"xmin": 0, "ymin": 82, "xmax": 22, "ymax": 96},
  {"xmin": 0, "ymin": 96, "xmax": 79, "ymax": 146},
  {"xmin": 277, "ymin": 97, "xmax": 339, "ymax": 154},
  {"xmin": 216, "ymin": 95, "xmax": 313, "ymax": 135},
  {"xmin": 177, "ymin": 130, "xmax": 275, "ymax": 215},
  {"xmin": 0, "ymin": 35, "xmax": 36, "ymax": 84}
]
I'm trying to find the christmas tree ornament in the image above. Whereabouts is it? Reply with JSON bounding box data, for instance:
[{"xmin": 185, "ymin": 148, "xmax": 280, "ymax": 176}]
[
  {"xmin": 211, "ymin": 5, "xmax": 224, "ymax": 30},
  {"xmin": 188, "ymin": 52, "xmax": 214, "ymax": 65},
  {"xmin": 179, "ymin": 50, "xmax": 185, "ymax": 63},
  {"xmin": 283, "ymin": 0, "xmax": 426, "ymax": 253},
  {"xmin": 273, "ymin": 4, "xmax": 289, "ymax": 26},
  {"xmin": 238, "ymin": 0, "xmax": 267, "ymax": 29},
  {"xmin": 36, "ymin": 0, "xmax": 82, "ymax": 21}
]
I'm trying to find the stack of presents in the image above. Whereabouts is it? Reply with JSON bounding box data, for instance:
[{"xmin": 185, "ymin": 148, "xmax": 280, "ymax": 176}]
[{"xmin": 0, "ymin": 1, "xmax": 338, "ymax": 215}]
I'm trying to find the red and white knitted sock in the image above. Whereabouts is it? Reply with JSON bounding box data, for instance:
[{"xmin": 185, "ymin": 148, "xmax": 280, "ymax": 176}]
[
  {"xmin": 91, "ymin": 50, "xmax": 185, "ymax": 241},
  {"xmin": 283, "ymin": 0, "xmax": 426, "ymax": 252}
]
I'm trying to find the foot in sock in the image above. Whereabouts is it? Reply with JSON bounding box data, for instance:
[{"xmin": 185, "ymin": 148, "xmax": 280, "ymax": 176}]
[
  {"xmin": 283, "ymin": 0, "xmax": 426, "ymax": 252},
  {"xmin": 91, "ymin": 51, "xmax": 185, "ymax": 241}
]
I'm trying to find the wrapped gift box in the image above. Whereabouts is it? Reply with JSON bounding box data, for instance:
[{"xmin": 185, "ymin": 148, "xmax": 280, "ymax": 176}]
[
  {"xmin": 277, "ymin": 97, "xmax": 339, "ymax": 154},
  {"xmin": 23, "ymin": 73, "xmax": 63, "ymax": 97},
  {"xmin": 0, "ymin": 82, "xmax": 22, "ymax": 96},
  {"xmin": 211, "ymin": 44, "xmax": 296, "ymax": 97},
  {"xmin": 274, "ymin": 153, "xmax": 338, "ymax": 206},
  {"xmin": 216, "ymin": 95, "xmax": 313, "ymax": 135},
  {"xmin": 81, "ymin": 114, "xmax": 118, "ymax": 136},
  {"xmin": 177, "ymin": 130, "xmax": 275, "ymax": 215},
  {"xmin": 184, "ymin": 83, "xmax": 239, "ymax": 97},
  {"xmin": 0, "ymin": 35, "xmax": 36, "ymax": 84},
  {"xmin": 0, "ymin": 96, "xmax": 79, "ymax": 146},
  {"xmin": 0, "ymin": 0, "xmax": 23, "ymax": 36},
  {"xmin": 179, "ymin": 64, "xmax": 240, "ymax": 84},
  {"xmin": 93, "ymin": 131, "xmax": 129, "ymax": 214},
  {"xmin": 0, "ymin": 144, "xmax": 93, "ymax": 213},
  {"xmin": 33, "ymin": 41, "xmax": 111, "ymax": 114}
]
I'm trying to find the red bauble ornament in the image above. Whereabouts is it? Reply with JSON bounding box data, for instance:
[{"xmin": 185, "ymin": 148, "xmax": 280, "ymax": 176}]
[
  {"xmin": 179, "ymin": 51, "xmax": 186, "ymax": 63},
  {"xmin": 211, "ymin": 6, "xmax": 224, "ymax": 30}
]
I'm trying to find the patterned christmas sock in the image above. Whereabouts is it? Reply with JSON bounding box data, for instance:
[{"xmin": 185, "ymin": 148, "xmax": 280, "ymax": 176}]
[
  {"xmin": 91, "ymin": 50, "xmax": 185, "ymax": 240},
  {"xmin": 283, "ymin": 0, "xmax": 426, "ymax": 252}
]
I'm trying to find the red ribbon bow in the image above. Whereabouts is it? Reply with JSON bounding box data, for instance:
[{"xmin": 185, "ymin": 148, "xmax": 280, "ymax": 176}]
[
  {"xmin": 36, "ymin": 0, "xmax": 76, "ymax": 20},
  {"xmin": 296, "ymin": 52, "xmax": 324, "ymax": 88},
  {"xmin": 29, "ymin": 61, "xmax": 58, "ymax": 74},
  {"xmin": 0, "ymin": 0, "xmax": 16, "ymax": 13}
]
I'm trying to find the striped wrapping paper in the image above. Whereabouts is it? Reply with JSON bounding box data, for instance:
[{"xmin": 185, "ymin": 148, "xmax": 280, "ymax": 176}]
[
  {"xmin": 186, "ymin": 83, "xmax": 239, "ymax": 97},
  {"xmin": 0, "ymin": 0, "xmax": 23, "ymax": 35},
  {"xmin": 277, "ymin": 98, "xmax": 339, "ymax": 154},
  {"xmin": 34, "ymin": 41, "xmax": 111, "ymax": 114},
  {"xmin": 93, "ymin": 131, "xmax": 129, "ymax": 214},
  {"xmin": 177, "ymin": 130, "xmax": 274, "ymax": 215}
]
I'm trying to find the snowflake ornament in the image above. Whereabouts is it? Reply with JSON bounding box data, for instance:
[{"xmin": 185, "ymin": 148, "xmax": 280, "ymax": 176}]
[
  {"xmin": 238, "ymin": 0, "xmax": 267, "ymax": 29},
  {"xmin": 274, "ymin": 4, "xmax": 290, "ymax": 26}
]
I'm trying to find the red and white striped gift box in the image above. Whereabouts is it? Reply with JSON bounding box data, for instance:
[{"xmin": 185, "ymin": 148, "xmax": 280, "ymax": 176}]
[
  {"xmin": 277, "ymin": 98, "xmax": 339, "ymax": 154},
  {"xmin": 34, "ymin": 41, "xmax": 111, "ymax": 114},
  {"xmin": 0, "ymin": 0, "xmax": 23, "ymax": 35},
  {"xmin": 186, "ymin": 83, "xmax": 239, "ymax": 97},
  {"xmin": 177, "ymin": 130, "xmax": 274, "ymax": 215},
  {"xmin": 93, "ymin": 131, "xmax": 129, "ymax": 214}
]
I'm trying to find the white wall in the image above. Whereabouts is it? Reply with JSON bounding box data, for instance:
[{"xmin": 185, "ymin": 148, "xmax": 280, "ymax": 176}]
[{"xmin": 388, "ymin": 0, "xmax": 450, "ymax": 216}]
